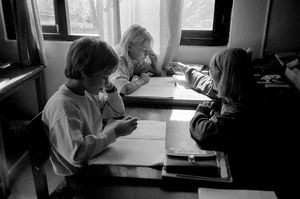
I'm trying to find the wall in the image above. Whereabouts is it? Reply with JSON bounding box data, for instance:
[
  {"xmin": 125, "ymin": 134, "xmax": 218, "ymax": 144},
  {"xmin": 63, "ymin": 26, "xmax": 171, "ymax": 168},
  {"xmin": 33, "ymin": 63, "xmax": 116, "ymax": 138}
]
[
  {"xmin": 0, "ymin": 0, "xmax": 283, "ymax": 110},
  {"xmin": 265, "ymin": 0, "xmax": 300, "ymax": 53}
]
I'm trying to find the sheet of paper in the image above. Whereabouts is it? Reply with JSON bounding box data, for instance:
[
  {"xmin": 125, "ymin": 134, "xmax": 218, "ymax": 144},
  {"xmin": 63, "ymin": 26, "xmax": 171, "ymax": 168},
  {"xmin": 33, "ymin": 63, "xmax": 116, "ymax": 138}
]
[
  {"xmin": 147, "ymin": 76, "xmax": 176, "ymax": 87},
  {"xmin": 198, "ymin": 188, "xmax": 277, "ymax": 199},
  {"xmin": 172, "ymin": 74, "xmax": 212, "ymax": 101},
  {"xmin": 172, "ymin": 74, "xmax": 192, "ymax": 89},
  {"xmin": 127, "ymin": 77, "xmax": 175, "ymax": 98},
  {"xmin": 120, "ymin": 120, "xmax": 165, "ymax": 140},
  {"xmin": 88, "ymin": 139, "xmax": 165, "ymax": 166},
  {"xmin": 127, "ymin": 85, "xmax": 175, "ymax": 98},
  {"xmin": 173, "ymin": 86, "xmax": 211, "ymax": 101}
]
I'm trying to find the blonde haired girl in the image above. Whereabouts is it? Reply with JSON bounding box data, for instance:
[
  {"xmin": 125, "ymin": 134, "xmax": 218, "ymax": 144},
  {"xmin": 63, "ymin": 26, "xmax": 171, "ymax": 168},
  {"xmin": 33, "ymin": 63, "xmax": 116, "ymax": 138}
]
[
  {"xmin": 190, "ymin": 48, "xmax": 258, "ymax": 151},
  {"xmin": 110, "ymin": 24, "xmax": 162, "ymax": 95}
]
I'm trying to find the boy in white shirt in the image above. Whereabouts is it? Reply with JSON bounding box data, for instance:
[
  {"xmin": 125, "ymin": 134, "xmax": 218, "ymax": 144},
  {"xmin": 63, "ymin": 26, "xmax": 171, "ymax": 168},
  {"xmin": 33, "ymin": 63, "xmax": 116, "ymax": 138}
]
[{"xmin": 42, "ymin": 37, "xmax": 138, "ymax": 177}]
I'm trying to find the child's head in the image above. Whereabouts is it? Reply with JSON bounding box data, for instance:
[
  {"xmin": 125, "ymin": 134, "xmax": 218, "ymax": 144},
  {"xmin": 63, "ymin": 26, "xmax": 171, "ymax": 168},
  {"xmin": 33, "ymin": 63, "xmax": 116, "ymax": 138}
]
[
  {"xmin": 209, "ymin": 48, "xmax": 254, "ymax": 103},
  {"xmin": 65, "ymin": 37, "xmax": 119, "ymax": 80},
  {"xmin": 116, "ymin": 24, "xmax": 153, "ymax": 62}
]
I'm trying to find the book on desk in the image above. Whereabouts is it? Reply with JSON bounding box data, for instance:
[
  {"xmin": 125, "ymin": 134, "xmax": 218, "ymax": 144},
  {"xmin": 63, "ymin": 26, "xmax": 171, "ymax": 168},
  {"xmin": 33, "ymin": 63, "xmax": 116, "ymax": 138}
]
[
  {"xmin": 162, "ymin": 150, "xmax": 232, "ymax": 183},
  {"xmin": 123, "ymin": 76, "xmax": 211, "ymax": 108},
  {"xmin": 162, "ymin": 121, "xmax": 232, "ymax": 183}
]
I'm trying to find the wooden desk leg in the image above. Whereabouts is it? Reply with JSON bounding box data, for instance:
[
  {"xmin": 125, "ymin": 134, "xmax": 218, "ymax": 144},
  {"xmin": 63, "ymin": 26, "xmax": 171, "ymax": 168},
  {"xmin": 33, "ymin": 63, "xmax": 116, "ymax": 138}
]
[
  {"xmin": 35, "ymin": 74, "xmax": 46, "ymax": 112},
  {"xmin": 0, "ymin": 122, "xmax": 9, "ymax": 198}
]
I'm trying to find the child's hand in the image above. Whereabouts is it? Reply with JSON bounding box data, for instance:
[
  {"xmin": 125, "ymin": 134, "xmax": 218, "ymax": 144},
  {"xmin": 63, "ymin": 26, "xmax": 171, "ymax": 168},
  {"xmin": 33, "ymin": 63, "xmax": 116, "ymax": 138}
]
[
  {"xmin": 148, "ymin": 52, "xmax": 158, "ymax": 64},
  {"xmin": 139, "ymin": 73, "xmax": 150, "ymax": 84},
  {"xmin": 169, "ymin": 62, "xmax": 185, "ymax": 72},
  {"xmin": 195, "ymin": 101, "xmax": 214, "ymax": 116},
  {"xmin": 105, "ymin": 81, "xmax": 115, "ymax": 91},
  {"xmin": 113, "ymin": 116, "xmax": 138, "ymax": 137}
]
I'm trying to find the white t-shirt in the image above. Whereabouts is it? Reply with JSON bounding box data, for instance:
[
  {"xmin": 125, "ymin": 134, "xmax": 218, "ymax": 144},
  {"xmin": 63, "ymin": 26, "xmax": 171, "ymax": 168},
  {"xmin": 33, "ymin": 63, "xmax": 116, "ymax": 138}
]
[{"xmin": 42, "ymin": 84, "xmax": 125, "ymax": 176}]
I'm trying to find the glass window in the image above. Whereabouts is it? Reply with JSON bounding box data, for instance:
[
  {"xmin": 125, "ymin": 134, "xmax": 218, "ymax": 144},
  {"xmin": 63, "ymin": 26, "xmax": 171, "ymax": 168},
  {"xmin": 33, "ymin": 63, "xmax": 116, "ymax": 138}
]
[
  {"xmin": 37, "ymin": 0, "xmax": 55, "ymax": 26},
  {"xmin": 2, "ymin": 0, "xmax": 232, "ymax": 45},
  {"xmin": 66, "ymin": 0, "xmax": 98, "ymax": 35},
  {"xmin": 182, "ymin": 0, "xmax": 215, "ymax": 31}
]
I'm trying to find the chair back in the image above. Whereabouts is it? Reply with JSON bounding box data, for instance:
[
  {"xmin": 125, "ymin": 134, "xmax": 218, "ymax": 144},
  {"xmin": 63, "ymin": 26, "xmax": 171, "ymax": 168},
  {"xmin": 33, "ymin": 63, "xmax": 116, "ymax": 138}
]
[{"xmin": 26, "ymin": 112, "xmax": 50, "ymax": 199}]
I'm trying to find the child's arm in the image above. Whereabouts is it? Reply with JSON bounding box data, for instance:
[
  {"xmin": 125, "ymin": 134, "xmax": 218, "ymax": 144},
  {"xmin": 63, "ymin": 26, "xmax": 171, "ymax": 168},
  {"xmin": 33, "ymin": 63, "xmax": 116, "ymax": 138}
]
[
  {"xmin": 120, "ymin": 73, "xmax": 150, "ymax": 95},
  {"xmin": 172, "ymin": 62, "xmax": 218, "ymax": 99},
  {"xmin": 100, "ymin": 82, "xmax": 126, "ymax": 118},
  {"xmin": 47, "ymin": 111, "xmax": 117, "ymax": 167},
  {"xmin": 148, "ymin": 51, "xmax": 162, "ymax": 76}
]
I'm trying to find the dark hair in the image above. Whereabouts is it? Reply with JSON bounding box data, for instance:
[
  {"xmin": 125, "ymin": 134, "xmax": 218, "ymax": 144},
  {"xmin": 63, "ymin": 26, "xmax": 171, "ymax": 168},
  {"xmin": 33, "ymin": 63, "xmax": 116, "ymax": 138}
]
[
  {"xmin": 65, "ymin": 37, "xmax": 119, "ymax": 79},
  {"xmin": 210, "ymin": 48, "xmax": 254, "ymax": 102}
]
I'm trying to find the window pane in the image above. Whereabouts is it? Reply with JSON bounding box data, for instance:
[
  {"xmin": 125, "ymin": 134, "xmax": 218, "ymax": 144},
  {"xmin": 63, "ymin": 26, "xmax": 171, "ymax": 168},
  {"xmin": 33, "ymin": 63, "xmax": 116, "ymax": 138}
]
[
  {"xmin": 37, "ymin": 0, "xmax": 55, "ymax": 25},
  {"xmin": 67, "ymin": 0, "xmax": 98, "ymax": 35},
  {"xmin": 182, "ymin": 0, "xmax": 215, "ymax": 30}
]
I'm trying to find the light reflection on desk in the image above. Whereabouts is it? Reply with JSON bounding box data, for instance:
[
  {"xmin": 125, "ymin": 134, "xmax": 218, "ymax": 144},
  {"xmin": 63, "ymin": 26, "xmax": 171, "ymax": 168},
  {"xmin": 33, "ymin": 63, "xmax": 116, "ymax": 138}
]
[{"xmin": 169, "ymin": 109, "xmax": 195, "ymax": 121}]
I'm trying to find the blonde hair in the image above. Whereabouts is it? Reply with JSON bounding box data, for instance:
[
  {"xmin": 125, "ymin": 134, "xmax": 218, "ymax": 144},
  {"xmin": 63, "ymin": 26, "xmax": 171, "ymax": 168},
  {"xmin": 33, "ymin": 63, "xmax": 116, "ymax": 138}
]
[
  {"xmin": 116, "ymin": 24, "xmax": 153, "ymax": 66},
  {"xmin": 209, "ymin": 48, "xmax": 254, "ymax": 103}
]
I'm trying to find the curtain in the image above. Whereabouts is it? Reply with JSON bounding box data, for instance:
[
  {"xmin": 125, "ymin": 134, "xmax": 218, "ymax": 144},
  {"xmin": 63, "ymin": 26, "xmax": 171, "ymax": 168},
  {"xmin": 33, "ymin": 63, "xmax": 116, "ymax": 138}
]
[
  {"xmin": 11, "ymin": 0, "xmax": 47, "ymax": 66},
  {"xmin": 91, "ymin": 0, "xmax": 121, "ymax": 47},
  {"xmin": 92, "ymin": 0, "xmax": 183, "ymax": 69}
]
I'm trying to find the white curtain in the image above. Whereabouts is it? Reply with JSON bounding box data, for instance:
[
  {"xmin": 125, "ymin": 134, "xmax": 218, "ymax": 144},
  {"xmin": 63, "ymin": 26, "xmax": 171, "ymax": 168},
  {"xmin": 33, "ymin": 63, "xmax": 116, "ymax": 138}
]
[
  {"xmin": 93, "ymin": 0, "xmax": 183, "ymax": 69},
  {"xmin": 30, "ymin": 0, "xmax": 48, "ymax": 66},
  {"xmin": 11, "ymin": 0, "xmax": 47, "ymax": 66}
]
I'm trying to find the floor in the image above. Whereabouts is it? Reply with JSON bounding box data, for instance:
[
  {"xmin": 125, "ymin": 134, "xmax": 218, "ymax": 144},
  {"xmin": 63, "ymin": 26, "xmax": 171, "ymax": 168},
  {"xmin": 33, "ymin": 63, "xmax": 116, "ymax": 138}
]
[{"xmin": 7, "ymin": 154, "xmax": 64, "ymax": 199}]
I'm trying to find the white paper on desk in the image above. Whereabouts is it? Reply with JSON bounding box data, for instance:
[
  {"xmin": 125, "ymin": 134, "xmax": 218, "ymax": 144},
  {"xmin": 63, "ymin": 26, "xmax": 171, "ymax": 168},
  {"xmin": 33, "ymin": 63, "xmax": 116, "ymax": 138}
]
[
  {"xmin": 88, "ymin": 139, "xmax": 165, "ymax": 166},
  {"xmin": 127, "ymin": 85, "xmax": 175, "ymax": 98},
  {"xmin": 173, "ymin": 86, "xmax": 211, "ymax": 101},
  {"xmin": 172, "ymin": 74, "xmax": 212, "ymax": 101},
  {"xmin": 120, "ymin": 120, "xmax": 165, "ymax": 140},
  {"xmin": 198, "ymin": 188, "xmax": 277, "ymax": 199},
  {"xmin": 147, "ymin": 77, "xmax": 175, "ymax": 87},
  {"xmin": 172, "ymin": 74, "xmax": 191, "ymax": 89},
  {"xmin": 127, "ymin": 77, "xmax": 175, "ymax": 98}
]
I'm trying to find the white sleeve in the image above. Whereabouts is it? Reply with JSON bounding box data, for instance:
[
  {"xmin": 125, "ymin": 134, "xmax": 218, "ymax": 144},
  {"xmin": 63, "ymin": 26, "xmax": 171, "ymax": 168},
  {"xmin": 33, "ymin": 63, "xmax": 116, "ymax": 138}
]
[
  {"xmin": 98, "ymin": 91, "xmax": 125, "ymax": 119},
  {"xmin": 49, "ymin": 114, "xmax": 116, "ymax": 167}
]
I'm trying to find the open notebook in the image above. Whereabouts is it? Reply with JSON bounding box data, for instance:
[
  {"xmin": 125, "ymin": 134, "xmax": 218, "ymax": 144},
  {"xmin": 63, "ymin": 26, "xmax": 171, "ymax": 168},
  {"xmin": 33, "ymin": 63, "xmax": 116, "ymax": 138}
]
[
  {"xmin": 126, "ymin": 77, "xmax": 175, "ymax": 98},
  {"xmin": 88, "ymin": 120, "xmax": 166, "ymax": 166}
]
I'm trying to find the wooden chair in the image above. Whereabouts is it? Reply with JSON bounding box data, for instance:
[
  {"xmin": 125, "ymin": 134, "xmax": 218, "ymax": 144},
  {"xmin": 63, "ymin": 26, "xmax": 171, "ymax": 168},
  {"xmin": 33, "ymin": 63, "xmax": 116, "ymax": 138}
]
[
  {"xmin": 26, "ymin": 112, "xmax": 77, "ymax": 199},
  {"xmin": 26, "ymin": 112, "xmax": 50, "ymax": 199}
]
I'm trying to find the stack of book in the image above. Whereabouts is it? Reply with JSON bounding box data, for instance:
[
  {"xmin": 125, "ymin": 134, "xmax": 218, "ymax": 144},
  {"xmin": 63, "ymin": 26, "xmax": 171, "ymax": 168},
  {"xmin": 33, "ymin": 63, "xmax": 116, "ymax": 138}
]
[
  {"xmin": 162, "ymin": 121, "xmax": 232, "ymax": 183},
  {"xmin": 162, "ymin": 148, "xmax": 232, "ymax": 182}
]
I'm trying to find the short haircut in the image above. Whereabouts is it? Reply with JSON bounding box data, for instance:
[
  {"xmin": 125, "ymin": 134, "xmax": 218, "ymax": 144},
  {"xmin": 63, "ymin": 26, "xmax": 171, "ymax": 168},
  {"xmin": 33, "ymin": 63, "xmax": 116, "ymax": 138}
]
[
  {"xmin": 65, "ymin": 37, "xmax": 119, "ymax": 79},
  {"xmin": 209, "ymin": 48, "xmax": 254, "ymax": 102}
]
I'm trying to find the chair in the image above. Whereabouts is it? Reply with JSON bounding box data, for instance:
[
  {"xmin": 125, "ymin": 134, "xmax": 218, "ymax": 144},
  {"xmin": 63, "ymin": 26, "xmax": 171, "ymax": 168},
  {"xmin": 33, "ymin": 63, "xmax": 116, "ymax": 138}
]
[
  {"xmin": 26, "ymin": 112, "xmax": 50, "ymax": 199},
  {"xmin": 26, "ymin": 112, "xmax": 76, "ymax": 199}
]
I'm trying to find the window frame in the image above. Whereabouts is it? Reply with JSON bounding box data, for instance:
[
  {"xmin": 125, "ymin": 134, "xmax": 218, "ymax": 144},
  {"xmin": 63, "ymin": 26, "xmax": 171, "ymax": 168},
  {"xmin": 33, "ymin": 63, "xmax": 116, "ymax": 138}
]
[
  {"xmin": 180, "ymin": 0, "xmax": 233, "ymax": 46},
  {"xmin": 2, "ymin": 0, "xmax": 233, "ymax": 46}
]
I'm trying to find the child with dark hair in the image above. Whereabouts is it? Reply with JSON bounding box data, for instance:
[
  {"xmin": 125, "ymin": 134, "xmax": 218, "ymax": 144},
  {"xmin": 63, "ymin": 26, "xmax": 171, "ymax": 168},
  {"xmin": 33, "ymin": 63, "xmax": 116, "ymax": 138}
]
[{"xmin": 42, "ymin": 37, "xmax": 138, "ymax": 177}]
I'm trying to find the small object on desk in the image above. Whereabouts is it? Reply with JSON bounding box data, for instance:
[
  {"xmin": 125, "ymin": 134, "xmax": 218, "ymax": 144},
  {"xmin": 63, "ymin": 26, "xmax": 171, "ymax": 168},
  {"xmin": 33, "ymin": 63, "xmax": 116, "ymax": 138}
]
[
  {"xmin": 0, "ymin": 62, "xmax": 12, "ymax": 70},
  {"xmin": 256, "ymin": 74, "xmax": 290, "ymax": 88},
  {"xmin": 198, "ymin": 188, "xmax": 277, "ymax": 199},
  {"xmin": 162, "ymin": 151, "xmax": 232, "ymax": 182},
  {"xmin": 163, "ymin": 121, "xmax": 232, "ymax": 182}
]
